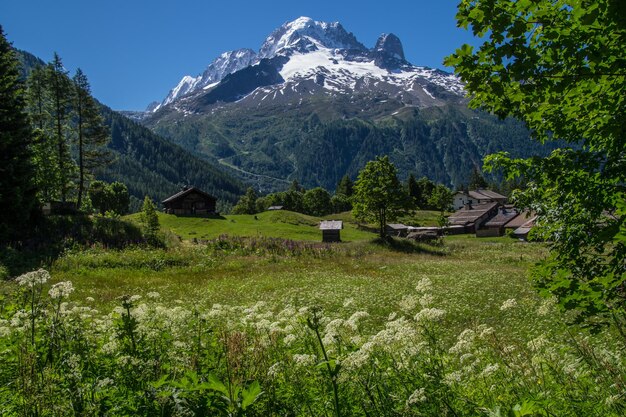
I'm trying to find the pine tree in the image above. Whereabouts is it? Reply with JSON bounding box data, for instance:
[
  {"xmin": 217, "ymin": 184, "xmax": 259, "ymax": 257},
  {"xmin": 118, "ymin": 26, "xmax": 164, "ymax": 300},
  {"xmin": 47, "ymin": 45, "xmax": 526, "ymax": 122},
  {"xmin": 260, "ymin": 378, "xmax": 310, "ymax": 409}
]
[
  {"xmin": 406, "ymin": 173, "xmax": 419, "ymax": 205},
  {"xmin": 335, "ymin": 174, "xmax": 354, "ymax": 197},
  {"xmin": 47, "ymin": 53, "xmax": 75, "ymax": 202},
  {"xmin": 468, "ymin": 166, "xmax": 488, "ymax": 190},
  {"xmin": 26, "ymin": 65, "xmax": 59, "ymax": 201},
  {"xmin": 0, "ymin": 26, "xmax": 38, "ymax": 241},
  {"xmin": 140, "ymin": 196, "xmax": 160, "ymax": 245},
  {"xmin": 72, "ymin": 68, "xmax": 111, "ymax": 209}
]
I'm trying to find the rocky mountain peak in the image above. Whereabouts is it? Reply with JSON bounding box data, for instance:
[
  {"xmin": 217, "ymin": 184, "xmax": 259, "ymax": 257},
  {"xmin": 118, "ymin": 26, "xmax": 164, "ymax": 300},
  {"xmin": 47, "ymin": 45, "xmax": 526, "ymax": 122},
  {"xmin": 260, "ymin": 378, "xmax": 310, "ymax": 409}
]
[
  {"xmin": 374, "ymin": 33, "xmax": 405, "ymax": 61},
  {"xmin": 258, "ymin": 16, "xmax": 366, "ymax": 59}
]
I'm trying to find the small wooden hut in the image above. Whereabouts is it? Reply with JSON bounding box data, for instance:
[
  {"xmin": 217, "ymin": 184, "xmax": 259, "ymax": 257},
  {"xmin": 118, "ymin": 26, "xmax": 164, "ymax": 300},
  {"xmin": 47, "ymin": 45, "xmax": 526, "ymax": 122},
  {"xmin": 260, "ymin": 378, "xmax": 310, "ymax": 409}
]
[
  {"xmin": 162, "ymin": 186, "xmax": 217, "ymax": 215},
  {"xmin": 319, "ymin": 220, "xmax": 343, "ymax": 242}
]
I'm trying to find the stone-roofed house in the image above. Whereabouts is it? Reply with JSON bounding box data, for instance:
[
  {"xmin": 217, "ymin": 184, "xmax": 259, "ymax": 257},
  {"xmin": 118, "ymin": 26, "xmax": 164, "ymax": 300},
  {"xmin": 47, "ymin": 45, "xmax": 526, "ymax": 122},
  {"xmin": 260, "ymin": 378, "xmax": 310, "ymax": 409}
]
[
  {"xmin": 453, "ymin": 189, "xmax": 508, "ymax": 210},
  {"xmin": 448, "ymin": 201, "xmax": 499, "ymax": 233},
  {"xmin": 476, "ymin": 206, "xmax": 519, "ymax": 237},
  {"xmin": 162, "ymin": 186, "xmax": 217, "ymax": 216}
]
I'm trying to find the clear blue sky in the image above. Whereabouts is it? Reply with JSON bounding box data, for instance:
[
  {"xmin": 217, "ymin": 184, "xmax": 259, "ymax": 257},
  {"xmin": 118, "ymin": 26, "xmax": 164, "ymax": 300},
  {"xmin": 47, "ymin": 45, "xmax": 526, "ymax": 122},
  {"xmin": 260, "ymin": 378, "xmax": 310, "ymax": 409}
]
[{"xmin": 1, "ymin": 0, "xmax": 477, "ymax": 111}]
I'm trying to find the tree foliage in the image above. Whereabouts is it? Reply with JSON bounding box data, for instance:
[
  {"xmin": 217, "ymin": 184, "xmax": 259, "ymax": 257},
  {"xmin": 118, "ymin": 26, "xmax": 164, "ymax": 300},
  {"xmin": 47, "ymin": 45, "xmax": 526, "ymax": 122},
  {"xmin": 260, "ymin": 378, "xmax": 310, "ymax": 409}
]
[
  {"xmin": 303, "ymin": 187, "xmax": 332, "ymax": 217},
  {"xmin": 232, "ymin": 187, "xmax": 258, "ymax": 215},
  {"xmin": 446, "ymin": 0, "xmax": 626, "ymax": 331},
  {"xmin": 0, "ymin": 26, "xmax": 38, "ymax": 242},
  {"xmin": 140, "ymin": 196, "xmax": 160, "ymax": 246},
  {"xmin": 352, "ymin": 156, "xmax": 410, "ymax": 238},
  {"xmin": 88, "ymin": 180, "xmax": 129, "ymax": 216},
  {"xmin": 72, "ymin": 68, "xmax": 111, "ymax": 208}
]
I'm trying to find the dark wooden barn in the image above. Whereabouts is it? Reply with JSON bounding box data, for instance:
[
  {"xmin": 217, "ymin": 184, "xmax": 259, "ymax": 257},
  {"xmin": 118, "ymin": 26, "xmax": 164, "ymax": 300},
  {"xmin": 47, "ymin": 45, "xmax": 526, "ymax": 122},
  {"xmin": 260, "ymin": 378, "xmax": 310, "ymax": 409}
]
[
  {"xmin": 162, "ymin": 186, "xmax": 217, "ymax": 216},
  {"xmin": 319, "ymin": 220, "xmax": 343, "ymax": 242}
]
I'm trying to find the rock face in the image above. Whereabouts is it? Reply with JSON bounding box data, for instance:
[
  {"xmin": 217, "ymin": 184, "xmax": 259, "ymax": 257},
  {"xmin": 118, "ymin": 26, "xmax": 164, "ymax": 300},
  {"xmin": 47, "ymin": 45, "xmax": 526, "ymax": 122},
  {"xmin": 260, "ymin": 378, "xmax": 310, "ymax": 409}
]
[
  {"xmin": 372, "ymin": 33, "xmax": 407, "ymax": 70},
  {"xmin": 149, "ymin": 17, "xmax": 464, "ymax": 112}
]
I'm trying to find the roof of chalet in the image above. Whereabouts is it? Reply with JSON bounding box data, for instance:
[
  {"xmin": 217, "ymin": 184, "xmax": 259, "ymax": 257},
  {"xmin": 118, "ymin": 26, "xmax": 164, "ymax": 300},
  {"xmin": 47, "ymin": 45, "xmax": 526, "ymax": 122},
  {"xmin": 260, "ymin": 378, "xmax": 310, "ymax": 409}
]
[
  {"xmin": 484, "ymin": 208, "xmax": 519, "ymax": 227},
  {"xmin": 319, "ymin": 220, "xmax": 343, "ymax": 230},
  {"xmin": 448, "ymin": 202, "xmax": 499, "ymax": 226},
  {"xmin": 267, "ymin": 205, "xmax": 284, "ymax": 210},
  {"xmin": 504, "ymin": 211, "xmax": 537, "ymax": 228},
  {"xmin": 386, "ymin": 223, "xmax": 408, "ymax": 230},
  {"xmin": 162, "ymin": 187, "xmax": 217, "ymax": 204},
  {"xmin": 455, "ymin": 189, "xmax": 508, "ymax": 201}
]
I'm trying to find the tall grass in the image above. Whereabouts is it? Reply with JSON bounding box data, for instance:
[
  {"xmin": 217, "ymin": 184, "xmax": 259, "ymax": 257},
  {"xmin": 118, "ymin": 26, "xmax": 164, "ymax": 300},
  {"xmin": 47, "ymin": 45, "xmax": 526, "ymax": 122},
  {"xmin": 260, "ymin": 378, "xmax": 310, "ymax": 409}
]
[{"xmin": 1, "ymin": 270, "xmax": 624, "ymax": 416}]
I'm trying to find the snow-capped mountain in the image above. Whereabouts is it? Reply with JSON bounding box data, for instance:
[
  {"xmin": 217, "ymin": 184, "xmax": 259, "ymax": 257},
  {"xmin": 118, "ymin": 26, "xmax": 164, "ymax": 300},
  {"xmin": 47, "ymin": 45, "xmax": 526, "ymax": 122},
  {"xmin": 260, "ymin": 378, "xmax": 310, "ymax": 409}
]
[
  {"xmin": 150, "ymin": 16, "xmax": 464, "ymax": 113},
  {"xmin": 143, "ymin": 17, "xmax": 541, "ymax": 194}
]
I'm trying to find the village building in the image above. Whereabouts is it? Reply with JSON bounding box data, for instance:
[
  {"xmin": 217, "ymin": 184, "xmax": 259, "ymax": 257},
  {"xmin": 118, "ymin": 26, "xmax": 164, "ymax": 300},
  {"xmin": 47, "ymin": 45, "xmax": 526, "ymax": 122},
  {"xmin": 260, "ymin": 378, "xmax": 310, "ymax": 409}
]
[
  {"xmin": 447, "ymin": 201, "xmax": 499, "ymax": 233},
  {"xmin": 476, "ymin": 207, "xmax": 519, "ymax": 237},
  {"xmin": 162, "ymin": 186, "xmax": 217, "ymax": 216},
  {"xmin": 319, "ymin": 220, "xmax": 343, "ymax": 242},
  {"xmin": 452, "ymin": 189, "xmax": 508, "ymax": 210},
  {"xmin": 511, "ymin": 216, "xmax": 538, "ymax": 240},
  {"xmin": 267, "ymin": 205, "xmax": 284, "ymax": 211}
]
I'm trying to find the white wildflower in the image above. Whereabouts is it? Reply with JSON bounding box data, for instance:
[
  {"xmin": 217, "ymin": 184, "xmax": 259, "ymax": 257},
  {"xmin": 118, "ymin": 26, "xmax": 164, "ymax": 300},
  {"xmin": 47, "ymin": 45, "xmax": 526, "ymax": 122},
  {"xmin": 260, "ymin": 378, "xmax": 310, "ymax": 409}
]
[
  {"xmin": 406, "ymin": 387, "xmax": 427, "ymax": 406},
  {"xmin": 267, "ymin": 362, "xmax": 282, "ymax": 379},
  {"xmin": 48, "ymin": 281, "xmax": 74, "ymax": 299},
  {"xmin": 15, "ymin": 269, "xmax": 49, "ymax": 287},
  {"xmin": 537, "ymin": 297, "xmax": 557, "ymax": 316},
  {"xmin": 449, "ymin": 329, "xmax": 476, "ymax": 354},
  {"xmin": 147, "ymin": 292, "xmax": 160, "ymax": 300},
  {"xmin": 419, "ymin": 293, "xmax": 434, "ymax": 307},
  {"xmin": 85, "ymin": 297, "xmax": 95, "ymax": 302},
  {"xmin": 293, "ymin": 354, "xmax": 317, "ymax": 367},
  {"xmin": 481, "ymin": 363, "xmax": 499, "ymax": 377},
  {"xmin": 415, "ymin": 278, "xmax": 432, "ymax": 293},
  {"xmin": 444, "ymin": 371, "xmax": 462, "ymax": 385},
  {"xmin": 346, "ymin": 311, "xmax": 369, "ymax": 330},
  {"xmin": 478, "ymin": 325, "xmax": 495, "ymax": 338},
  {"xmin": 96, "ymin": 377, "xmax": 114, "ymax": 390},
  {"xmin": 343, "ymin": 298, "xmax": 354, "ymax": 308},
  {"xmin": 527, "ymin": 335, "xmax": 549, "ymax": 352},
  {"xmin": 399, "ymin": 295, "xmax": 419, "ymax": 313},
  {"xmin": 500, "ymin": 298, "xmax": 517, "ymax": 311},
  {"xmin": 283, "ymin": 334, "xmax": 297, "ymax": 346},
  {"xmin": 414, "ymin": 307, "xmax": 446, "ymax": 323},
  {"xmin": 129, "ymin": 295, "xmax": 142, "ymax": 303}
]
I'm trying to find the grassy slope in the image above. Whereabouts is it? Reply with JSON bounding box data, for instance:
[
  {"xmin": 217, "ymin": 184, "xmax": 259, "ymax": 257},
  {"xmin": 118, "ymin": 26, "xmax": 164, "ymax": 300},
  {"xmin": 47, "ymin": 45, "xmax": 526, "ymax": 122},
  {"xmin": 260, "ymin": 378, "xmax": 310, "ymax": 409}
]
[
  {"xmin": 128, "ymin": 210, "xmax": 375, "ymax": 242},
  {"xmin": 3, "ymin": 211, "xmax": 551, "ymax": 340}
]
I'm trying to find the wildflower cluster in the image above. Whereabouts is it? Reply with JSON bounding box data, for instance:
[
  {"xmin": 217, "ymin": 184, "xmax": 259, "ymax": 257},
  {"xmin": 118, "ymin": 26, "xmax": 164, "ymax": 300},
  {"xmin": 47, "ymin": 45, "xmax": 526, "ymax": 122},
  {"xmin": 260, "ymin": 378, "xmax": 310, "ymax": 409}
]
[{"xmin": 0, "ymin": 269, "xmax": 624, "ymax": 416}]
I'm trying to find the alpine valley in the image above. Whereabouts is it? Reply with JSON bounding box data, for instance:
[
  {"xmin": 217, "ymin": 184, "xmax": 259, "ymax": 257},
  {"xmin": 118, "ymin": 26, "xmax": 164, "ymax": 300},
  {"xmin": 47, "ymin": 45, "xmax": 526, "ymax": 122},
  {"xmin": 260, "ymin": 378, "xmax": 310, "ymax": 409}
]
[{"xmin": 138, "ymin": 17, "xmax": 555, "ymax": 192}]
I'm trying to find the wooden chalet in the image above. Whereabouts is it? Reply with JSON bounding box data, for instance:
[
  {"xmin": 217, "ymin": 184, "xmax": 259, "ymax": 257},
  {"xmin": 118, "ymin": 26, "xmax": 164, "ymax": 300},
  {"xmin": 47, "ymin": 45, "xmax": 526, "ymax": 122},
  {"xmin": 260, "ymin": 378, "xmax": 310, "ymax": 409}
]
[
  {"xmin": 476, "ymin": 207, "xmax": 519, "ymax": 237},
  {"xmin": 319, "ymin": 220, "xmax": 343, "ymax": 242},
  {"xmin": 452, "ymin": 189, "xmax": 508, "ymax": 210},
  {"xmin": 162, "ymin": 186, "xmax": 217, "ymax": 216},
  {"xmin": 447, "ymin": 202, "xmax": 499, "ymax": 233}
]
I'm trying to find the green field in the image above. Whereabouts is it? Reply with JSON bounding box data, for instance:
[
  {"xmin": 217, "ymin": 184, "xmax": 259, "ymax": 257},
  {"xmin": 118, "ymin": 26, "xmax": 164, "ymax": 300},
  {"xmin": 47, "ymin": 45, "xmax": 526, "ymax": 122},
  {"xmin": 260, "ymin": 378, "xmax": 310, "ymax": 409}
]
[{"xmin": 1, "ymin": 213, "xmax": 624, "ymax": 416}]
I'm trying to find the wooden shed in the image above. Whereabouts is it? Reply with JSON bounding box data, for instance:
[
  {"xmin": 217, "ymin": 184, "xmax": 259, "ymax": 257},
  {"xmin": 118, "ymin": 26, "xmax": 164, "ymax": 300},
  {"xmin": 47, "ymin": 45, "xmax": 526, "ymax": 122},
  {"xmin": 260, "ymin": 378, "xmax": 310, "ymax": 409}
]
[
  {"xmin": 319, "ymin": 220, "xmax": 343, "ymax": 242},
  {"xmin": 162, "ymin": 186, "xmax": 217, "ymax": 216}
]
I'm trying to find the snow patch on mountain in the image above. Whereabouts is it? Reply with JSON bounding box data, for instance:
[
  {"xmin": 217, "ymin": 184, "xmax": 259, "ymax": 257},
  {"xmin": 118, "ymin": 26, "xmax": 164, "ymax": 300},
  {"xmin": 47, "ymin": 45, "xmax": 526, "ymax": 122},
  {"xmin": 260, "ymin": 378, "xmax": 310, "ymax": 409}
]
[{"xmin": 151, "ymin": 16, "xmax": 464, "ymax": 113}]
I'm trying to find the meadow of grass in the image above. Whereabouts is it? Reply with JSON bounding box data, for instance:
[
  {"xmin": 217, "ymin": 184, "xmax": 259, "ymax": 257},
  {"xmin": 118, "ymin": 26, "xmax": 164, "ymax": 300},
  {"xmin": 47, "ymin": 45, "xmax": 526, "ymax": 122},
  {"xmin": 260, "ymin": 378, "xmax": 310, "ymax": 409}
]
[
  {"xmin": 125, "ymin": 210, "xmax": 374, "ymax": 242},
  {"xmin": 1, "ymin": 214, "xmax": 624, "ymax": 416}
]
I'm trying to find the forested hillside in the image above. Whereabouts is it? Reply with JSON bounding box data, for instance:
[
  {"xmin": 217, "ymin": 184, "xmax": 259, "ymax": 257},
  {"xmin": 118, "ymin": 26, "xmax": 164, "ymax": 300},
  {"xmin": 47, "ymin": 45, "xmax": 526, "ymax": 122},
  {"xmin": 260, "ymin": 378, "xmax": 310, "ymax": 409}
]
[
  {"xmin": 15, "ymin": 49, "xmax": 245, "ymax": 212},
  {"xmin": 147, "ymin": 100, "xmax": 556, "ymax": 192}
]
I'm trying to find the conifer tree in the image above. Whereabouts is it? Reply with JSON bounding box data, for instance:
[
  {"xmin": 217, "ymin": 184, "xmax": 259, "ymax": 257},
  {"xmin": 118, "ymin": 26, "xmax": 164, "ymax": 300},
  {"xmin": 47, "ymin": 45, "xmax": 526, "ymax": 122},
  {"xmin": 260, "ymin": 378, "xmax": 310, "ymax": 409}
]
[
  {"xmin": 0, "ymin": 26, "xmax": 38, "ymax": 241},
  {"xmin": 72, "ymin": 68, "xmax": 111, "ymax": 209},
  {"xmin": 336, "ymin": 174, "xmax": 354, "ymax": 197},
  {"xmin": 26, "ymin": 65, "xmax": 59, "ymax": 201},
  {"xmin": 47, "ymin": 53, "xmax": 75, "ymax": 202}
]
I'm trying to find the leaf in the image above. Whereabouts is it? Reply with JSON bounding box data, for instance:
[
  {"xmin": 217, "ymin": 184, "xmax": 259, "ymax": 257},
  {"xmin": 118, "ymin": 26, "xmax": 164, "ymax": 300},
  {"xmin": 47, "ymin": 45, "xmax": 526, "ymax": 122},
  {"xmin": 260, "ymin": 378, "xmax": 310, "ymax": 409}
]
[
  {"xmin": 241, "ymin": 381, "xmax": 263, "ymax": 410},
  {"xmin": 207, "ymin": 373, "xmax": 230, "ymax": 397}
]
